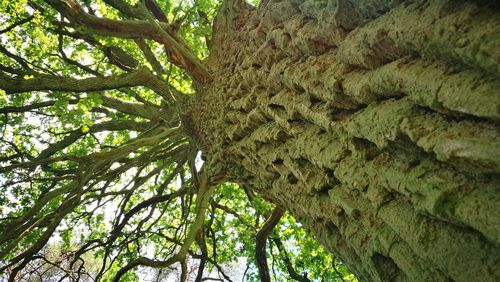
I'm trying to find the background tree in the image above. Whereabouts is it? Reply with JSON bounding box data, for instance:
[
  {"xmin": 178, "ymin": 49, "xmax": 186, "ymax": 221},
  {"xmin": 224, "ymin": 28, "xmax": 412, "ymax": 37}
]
[{"xmin": 1, "ymin": 0, "xmax": 499, "ymax": 281}]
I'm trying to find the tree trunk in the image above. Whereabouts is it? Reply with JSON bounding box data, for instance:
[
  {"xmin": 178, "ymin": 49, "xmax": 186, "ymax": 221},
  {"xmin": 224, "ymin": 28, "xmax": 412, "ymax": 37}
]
[{"xmin": 186, "ymin": 0, "xmax": 500, "ymax": 281}]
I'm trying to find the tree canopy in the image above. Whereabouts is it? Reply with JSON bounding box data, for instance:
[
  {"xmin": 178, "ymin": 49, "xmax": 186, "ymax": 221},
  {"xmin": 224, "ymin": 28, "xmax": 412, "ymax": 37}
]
[{"xmin": 0, "ymin": 0, "xmax": 355, "ymax": 281}]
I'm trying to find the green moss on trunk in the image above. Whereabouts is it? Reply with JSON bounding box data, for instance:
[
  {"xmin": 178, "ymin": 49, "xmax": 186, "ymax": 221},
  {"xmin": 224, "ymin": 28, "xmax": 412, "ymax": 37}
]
[{"xmin": 187, "ymin": 1, "xmax": 500, "ymax": 281}]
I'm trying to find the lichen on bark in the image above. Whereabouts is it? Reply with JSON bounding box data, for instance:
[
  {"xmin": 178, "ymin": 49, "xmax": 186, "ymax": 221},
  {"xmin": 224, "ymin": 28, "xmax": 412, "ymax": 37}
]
[{"xmin": 187, "ymin": 0, "xmax": 500, "ymax": 281}]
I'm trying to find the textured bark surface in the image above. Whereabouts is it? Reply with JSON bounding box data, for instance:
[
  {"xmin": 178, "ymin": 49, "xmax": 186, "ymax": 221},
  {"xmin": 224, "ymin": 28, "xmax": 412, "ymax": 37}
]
[{"xmin": 187, "ymin": 0, "xmax": 500, "ymax": 281}]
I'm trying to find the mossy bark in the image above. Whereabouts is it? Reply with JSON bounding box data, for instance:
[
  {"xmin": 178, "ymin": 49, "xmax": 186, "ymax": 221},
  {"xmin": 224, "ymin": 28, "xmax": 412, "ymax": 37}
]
[{"xmin": 187, "ymin": 0, "xmax": 500, "ymax": 281}]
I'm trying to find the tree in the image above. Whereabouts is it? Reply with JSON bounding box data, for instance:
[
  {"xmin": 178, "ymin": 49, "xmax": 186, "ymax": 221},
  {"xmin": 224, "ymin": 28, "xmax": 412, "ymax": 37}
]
[{"xmin": 0, "ymin": 0, "xmax": 499, "ymax": 281}]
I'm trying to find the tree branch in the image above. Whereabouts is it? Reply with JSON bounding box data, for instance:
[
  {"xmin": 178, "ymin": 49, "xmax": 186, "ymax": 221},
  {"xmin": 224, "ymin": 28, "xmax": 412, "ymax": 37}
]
[
  {"xmin": 44, "ymin": 0, "xmax": 211, "ymax": 83},
  {"xmin": 272, "ymin": 237, "xmax": 311, "ymax": 282},
  {"xmin": 0, "ymin": 99, "xmax": 79, "ymax": 114},
  {"xmin": 138, "ymin": 1, "xmax": 211, "ymax": 83},
  {"xmin": 1, "ymin": 68, "xmax": 178, "ymax": 106},
  {"xmin": 0, "ymin": 15, "xmax": 35, "ymax": 35},
  {"xmin": 112, "ymin": 166, "xmax": 215, "ymax": 282},
  {"xmin": 1, "ymin": 68, "xmax": 146, "ymax": 94},
  {"xmin": 36, "ymin": 120, "xmax": 150, "ymax": 160},
  {"xmin": 135, "ymin": 38, "xmax": 165, "ymax": 75},
  {"xmin": 255, "ymin": 206, "xmax": 284, "ymax": 282}
]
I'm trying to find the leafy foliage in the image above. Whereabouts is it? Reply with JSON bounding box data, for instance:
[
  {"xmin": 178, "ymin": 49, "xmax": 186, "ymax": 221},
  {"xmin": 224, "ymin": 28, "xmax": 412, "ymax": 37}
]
[{"xmin": 0, "ymin": 0, "xmax": 355, "ymax": 281}]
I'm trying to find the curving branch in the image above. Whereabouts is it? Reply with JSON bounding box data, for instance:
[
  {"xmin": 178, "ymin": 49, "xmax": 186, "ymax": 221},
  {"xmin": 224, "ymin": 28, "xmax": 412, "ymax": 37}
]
[
  {"xmin": 255, "ymin": 206, "xmax": 284, "ymax": 282},
  {"xmin": 272, "ymin": 237, "xmax": 311, "ymax": 282},
  {"xmin": 112, "ymin": 167, "xmax": 216, "ymax": 282}
]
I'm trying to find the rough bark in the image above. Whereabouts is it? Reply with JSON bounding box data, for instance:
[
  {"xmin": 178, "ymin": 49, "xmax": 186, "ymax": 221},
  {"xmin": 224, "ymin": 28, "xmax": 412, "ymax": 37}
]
[{"xmin": 186, "ymin": 0, "xmax": 500, "ymax": 281}]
